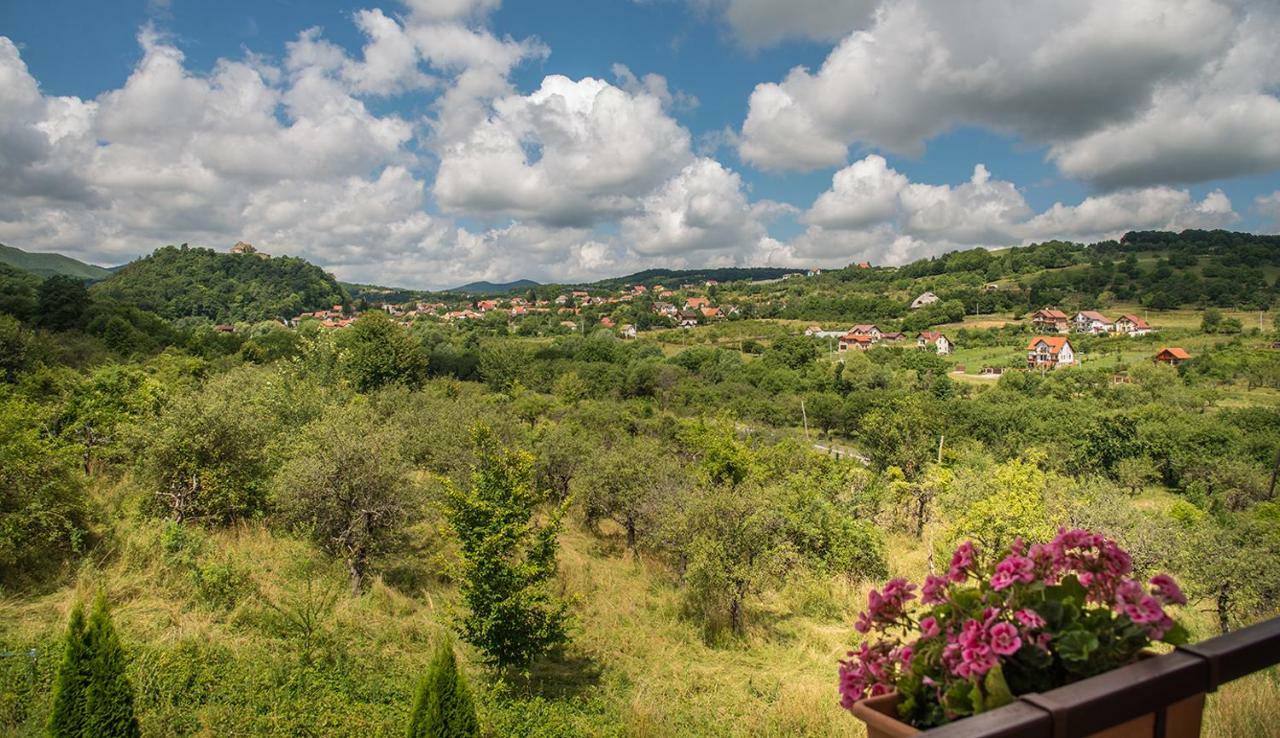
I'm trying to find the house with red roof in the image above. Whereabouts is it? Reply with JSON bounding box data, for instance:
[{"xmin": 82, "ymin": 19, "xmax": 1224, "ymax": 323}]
[
  {"xmin": 838, "ymin": 333, "xmax": 875, "ymax": 352},
  {"xmin": 1154, "ymin": 347, "xmax": 1191, "ymax": 366},
  {"xmin": 1027, "ymin": 336, "xmax": 1076, "ymax": 369},
  {"xmin": 917, "ymin": 331, "xmax": 954, "ymax": 355},
  {"xmin": 1031, "ymin": 308, "xmax": 1071, "ymax": 333},
  {"xmin": 1114, "ymin": 314, "xmax": 1153, "ymax": 336}
]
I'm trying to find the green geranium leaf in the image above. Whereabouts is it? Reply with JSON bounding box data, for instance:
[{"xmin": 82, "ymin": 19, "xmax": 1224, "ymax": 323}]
[
  {"xmin": 1162, "ymin": 622, "xmax": 1191, "ymax": 646},
  {"xmin": 1056, "ymin": 630, "xmax": 1100, "ymax": 662},
  {"xmin": 983, "ymin": 665, "xmax": 1016, "ymax": 711}
]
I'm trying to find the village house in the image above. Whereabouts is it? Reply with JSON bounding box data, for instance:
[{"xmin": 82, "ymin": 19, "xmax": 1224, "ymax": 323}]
[
  {"xmin": 1114, "ymin": 314, "xmax": 1153, "ymax": 336},
  {"xmin": 559, "ymin": 320, "xmax": 578, "ymax": 330},
  {"xmin": 653, "ymin": 302, "xmax": 678, "ymax": 317},
  {"xmin": 1073, "ymin": 310, "xmax": 1113, "ymax": 334},
  {"xmin": 1031, "ymin": 308, "xmax": 1071, "ymax": 333},
  {"xmin": 684, "ymin": 296, "xmax": 711, "ymax": 310},
  {"xmin": 855, "ymin": 261, "xmax": 872, "ymax": 269},
  {"xmin": 1154, "ymin": 347, "xmax": 1191, "ymax": 366},
  {"xmin": 804, "ymin": 325, "xmax": 823, "ymax": 336},
  {"xmin": 1026, "ymin": 336, "xmax": 1076, "ymax": 369},
  {"xmin": 807, "ymin": 267, "xmax": 822, "ymax": 277},
  {"xmin": 910, "ymin": 291, "xmax": 940, "ymax": 309},
  {"xmin": 600, "ymin": 316, "xmax": 615, "ymax": 328},
  {"xmin": 554, "ymin": 294, "xmax": 569, "ymax": 305},
  {"xmin": 476, "ymin": 299, "xmax": 499, "ymax": 312},
  {"xmin": 917, "ymin": 331, "xmax": 954, "ymax": 354},
  {"xmin": 619, "ymin": 324, "xmax": 637, "ymax": 339},
  {"xmin": 880, "ymin": 331, "xmax": 905, "ymax": 343},
  {"xmin": 678, "ymin": 310, "xmax": 700, "ymax": 328},
  {"xmin": 838, "ymin": 333, "xmax": 875, "ymax": 352},
  {"xmin": 700, "ymin": 306, "xmax": 723, "ymax": 319},
  {"xmin": 848, "ymin": 324, "xmax": 882, "ymax": 340}
]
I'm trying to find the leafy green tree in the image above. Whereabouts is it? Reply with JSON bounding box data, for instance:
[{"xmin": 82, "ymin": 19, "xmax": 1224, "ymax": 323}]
[
  {"xmin": 860, "ymin": 396, "xmax": 938, "ymax": 479},
  {"xmin": 446, "ymin": 425, "xmax": 568, "ymax": 668},
  {"xmin": 574, "ymin": 435, "xmax": 685, "ymax": 550},
  {"xmin": 138, "ymin": 371, "xmax": 273, "ymax": 523},
  {"xmin": 0, "ymin": 398, "xmax": 89, "ymax": 587},
  {"xmin": 477, "ymin": 340, "xmax": 533, "ymax": 394},
  {"xmin": 338, "ymin": 312, "xmax": 429, "ymax": 392},
  {"xmin": 275, "ymin": 405, "xmax": 419, "ymax": 593},
  {"xmin": 1114, "ymin": 456, "xmax": 1156, "ymax": 495},
  {"xmin": 0, "ymin": 314, "xmax": 31, "ymax": 381},
  {"xmin": 37, "ymin": 275, "xmax": 90, "ymax": 330},
  {"xmin": 676, "ymin": 483, "xmax": 796, "ymax": 635},
  {"xmin": 407, "ymin": 641, "xmax": 480, "ymax": 738},
  {"xmin": 1201, "ymin": 307, "xmax": 1222, "ymax": 333}
]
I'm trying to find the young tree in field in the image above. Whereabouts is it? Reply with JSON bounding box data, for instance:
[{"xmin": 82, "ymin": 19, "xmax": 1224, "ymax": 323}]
[
  {"xmin": 1201, "ymin": 307, "xmax": 1222, "ymax": 334},
  {"xmin": 49, "ymin": 594, "xmax": 141, "ymax": 738},
  {"xmin": 338, "ymin": 311, "xmax": 429, "ymax": 392},
  {"xmin": 274, "ymin": 406, "xmax": 419, "ymax": 593},
  {"xmin": 574, "ymin": 435, "xmax": 685, "ymax": 551},
  {"xmin": 676, "ymin": 483, "xmax": 796, "ymax": 636},
  {"xmin": 532, "ymin": 421, "xmax": 591, "ymax": 502},
  {"xmin": 446, "ymin": 425, "xmax": 568, "ymax": 668},
  {"xmin": 860, "ymin": 396, "xmax": 938, "ymax": 479},
  {"xmin": 1114, "ymin": 456, "xmax": 1156, "ymax": 495},
  {"xmin": 407, "ymin": 641, "xmax": 480, "ymax": 738},
  {"xmin": 138, "ymin": 372, "xmax": 273, "ymax": 524}
]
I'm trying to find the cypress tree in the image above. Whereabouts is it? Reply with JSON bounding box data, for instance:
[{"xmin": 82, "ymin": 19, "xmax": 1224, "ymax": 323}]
[
  {"xmin": 46, "ymin": 603, "xmax": 90, "ymax": 738},
  {"xmin": 81, "ymin": 593, "xmax": 141, "ymax": 738},
  {"xmin": 407, "ymin": 641, "xmax": 479, "ymax": 738}
]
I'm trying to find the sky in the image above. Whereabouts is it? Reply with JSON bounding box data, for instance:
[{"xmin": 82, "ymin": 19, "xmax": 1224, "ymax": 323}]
[{"xmin": 2, "ymin": 0, "xmax": 1280, "ymax": 289}]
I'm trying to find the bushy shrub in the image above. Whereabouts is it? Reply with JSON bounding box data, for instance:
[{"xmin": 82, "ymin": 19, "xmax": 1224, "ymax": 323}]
[{"xmin": 407, "ymin": 642, "xmax": 479, "ymax": 738}]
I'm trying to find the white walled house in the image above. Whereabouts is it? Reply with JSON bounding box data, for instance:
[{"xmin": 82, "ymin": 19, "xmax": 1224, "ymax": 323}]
[
  {"xmin": 1026, "ymin": 336, "xmax": 1076, "ymax": 369},
  {"xmin": 916, "ymin": 331, "xmax": 954, "ymax": 355},
  {"xmin": 1072, "ymin": 311, "xmax": 1113, "ymax": 334},
  {"xmin": 1114, "ymin": 314, "xmax": 1153, "ymax": 336}
]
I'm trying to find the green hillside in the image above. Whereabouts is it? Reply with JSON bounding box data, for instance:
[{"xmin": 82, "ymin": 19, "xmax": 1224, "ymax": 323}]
[
  {"xmin": 92, "ymin": 244, "xmax": 348, "ymax": 323},
  {"xmin": 0, "ymin": 243, "xmax": 112, "ymax": 280}
]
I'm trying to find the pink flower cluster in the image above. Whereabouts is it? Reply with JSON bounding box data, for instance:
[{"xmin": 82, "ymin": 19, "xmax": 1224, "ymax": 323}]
[
  {"xmin": 855, "ymin": 577, "xmax": 917, "ymax": 634},
  {"xmin": 838, "ymin": 640, "xmax": 898, "ymax": 709},
  {"xmin": 840, "ymin": 530, "xmax": 1190, "ymax": 715},
  {"xmin": 939, "ymin": 610, "xmax": 1030, "ymax": 679}
]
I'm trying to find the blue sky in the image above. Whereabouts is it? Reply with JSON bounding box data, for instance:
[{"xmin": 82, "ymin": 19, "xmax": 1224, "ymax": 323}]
[{"xmin": 2, "ymin": 0, "xmax": 1279, "ymax": 288}]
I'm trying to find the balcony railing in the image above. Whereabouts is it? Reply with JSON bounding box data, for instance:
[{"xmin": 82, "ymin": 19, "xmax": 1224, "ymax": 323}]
[{"xmin": 920, "ymin": 615, "xmax": 1280, "ymax": 737}]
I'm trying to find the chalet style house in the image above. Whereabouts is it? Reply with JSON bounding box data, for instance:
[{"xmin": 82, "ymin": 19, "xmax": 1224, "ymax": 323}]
[
  {"xmin": 848, "ymin": 324, "xmax": 882, "ymax": 339},
  {"xmin": 1027, "ymin": 336, "xmax": 1076, "ymax": 369},
  {"xmin": 1114, "ymin": 314, "xmax": 1153, "ymax": 336},
  {"xmin": 916, "ymin": 331, "xmax": 954, "ymax": 355},
  {"xmin": 1031, "ymin": 308, "xmax": 1071, "ymax": 333},
  {"xmin": 1072, "ymin": 311, "xmax": 1114, "ymax": 334},
  {"xmin": 1155, "ymin": 347, "xmax": 1191, "ymax": 366}
]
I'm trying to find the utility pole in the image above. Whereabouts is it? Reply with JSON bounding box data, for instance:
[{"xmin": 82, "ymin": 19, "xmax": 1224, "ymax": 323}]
[{"xmin": 800, "ymin": 398, "xmax": 810, "ymax": 440}]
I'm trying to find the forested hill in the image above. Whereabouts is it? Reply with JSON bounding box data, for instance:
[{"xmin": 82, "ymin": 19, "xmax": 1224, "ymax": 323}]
[
  {"xmin": 91, "ymin": 245, "xmax": 348, "ymax": 323},
  {"xmin": 0, "ymin": 243, "xmax": 112, "ymax": 280},
  {"xmin": 772, "ymin": 229, "xmax": 1280, "ymax": 319}
]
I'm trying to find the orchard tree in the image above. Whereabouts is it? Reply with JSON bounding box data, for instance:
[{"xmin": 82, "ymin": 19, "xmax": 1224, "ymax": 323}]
[
  {"xmin": 338, "ymin": 311, "xmax": 429, "ymax": 392},
  {"xmin": 138, "ymin": 372, "xmax": 273, "ymax": 523},
  {"xmin": 274, "ymin": 406, "xmax": 419, "ymax": 593},
  {"xmin": 675, "ymin": 483, "xmax": 796, "ymax": 636},
  {"xmin": 446, "ymin": 425, "xmax": 568, "ymax": 667},
  {"xmin": 574, "ymin": 435, "xmax": 685, "ymax": 551}
]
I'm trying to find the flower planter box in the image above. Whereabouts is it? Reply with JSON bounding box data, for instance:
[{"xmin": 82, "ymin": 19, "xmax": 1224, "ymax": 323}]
[{"xmin": 852, "ymin": 683, "xmax": 1205, "ymax": 738}]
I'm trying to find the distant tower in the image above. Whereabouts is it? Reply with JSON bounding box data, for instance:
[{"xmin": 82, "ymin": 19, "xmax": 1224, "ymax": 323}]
[{"xmin": 231, "ymin": 241, "xmax": 257, "ymax": 255}]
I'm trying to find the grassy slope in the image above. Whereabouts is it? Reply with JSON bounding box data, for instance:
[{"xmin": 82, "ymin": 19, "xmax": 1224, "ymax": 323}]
[
  {"xmin": 1, "ymin": 483, "xmax": 1275, "ymax": 737},
  {"xmin": 0, "ymin": 243, "xmax": 112, "ymax": 280}
]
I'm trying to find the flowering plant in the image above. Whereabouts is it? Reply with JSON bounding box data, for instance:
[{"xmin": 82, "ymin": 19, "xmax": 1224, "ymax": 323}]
[{"xmin": 839, "ymin": 529, "xmax": 1189, "ymax": 729}]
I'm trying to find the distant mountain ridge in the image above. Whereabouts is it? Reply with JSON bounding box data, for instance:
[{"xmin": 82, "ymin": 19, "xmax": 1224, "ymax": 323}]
[
  {"xmin": 447, "ymin": 279, "xmax": 541, "ymax": 295},
  {"xmin": 0, "ymin": 243, "xmax": 113, "ymax": 280}
]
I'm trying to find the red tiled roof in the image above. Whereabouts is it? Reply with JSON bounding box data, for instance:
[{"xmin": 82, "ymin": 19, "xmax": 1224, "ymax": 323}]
[
  {"xmin": 1120, "ymin": 314, "xmax": 1150, "ymax": 329},
  {"xmin": 1027, "ymin": 336, "xmax": 1070, "ymax": 353},
  {"xmin": 1034, "ymin": 309, "xmax": 1069, "ymax": 320},
  {"xmin": 1159, "ymin": 347, "xmax": 1191, "ymax": 360}
]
